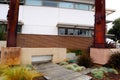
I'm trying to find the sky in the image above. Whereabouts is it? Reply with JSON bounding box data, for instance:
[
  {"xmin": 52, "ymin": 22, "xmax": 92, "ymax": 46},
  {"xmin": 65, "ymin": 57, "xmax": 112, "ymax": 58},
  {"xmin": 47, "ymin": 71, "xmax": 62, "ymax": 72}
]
[{"xmin": 106, "ymin": 0, "xmax": 120, "ymax": 30}]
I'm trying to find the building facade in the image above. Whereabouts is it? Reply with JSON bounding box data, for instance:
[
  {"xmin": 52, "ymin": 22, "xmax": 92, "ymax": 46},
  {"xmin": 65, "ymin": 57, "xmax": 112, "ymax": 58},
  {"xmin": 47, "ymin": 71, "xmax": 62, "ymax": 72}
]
[
  {"xmin": 0, "ymin": 0, "xmax": 114, "ymax": 50},
  {"xmin": 0, "ymin": 0, "xmax": 94, "ymax": 36}
]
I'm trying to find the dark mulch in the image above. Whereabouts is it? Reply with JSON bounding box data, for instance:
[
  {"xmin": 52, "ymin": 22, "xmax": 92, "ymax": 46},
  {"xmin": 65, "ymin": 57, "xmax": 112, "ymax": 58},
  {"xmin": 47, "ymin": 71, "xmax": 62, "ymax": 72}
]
[
  {"xmin": 106, "ymin": 72, "xmax": 120, "ymax": 80},
  {"xmin": 33, "ymin": 76, "xmax": 47, "ymax": 80},
  {"xmin": 88, "ymin": 71, "xmax": 120, "ymax": 80}
]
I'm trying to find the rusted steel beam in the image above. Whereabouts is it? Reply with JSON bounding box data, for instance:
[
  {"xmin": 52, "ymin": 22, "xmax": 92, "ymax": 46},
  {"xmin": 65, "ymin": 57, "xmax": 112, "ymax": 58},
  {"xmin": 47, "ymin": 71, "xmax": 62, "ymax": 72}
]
[
  {"xmin": 7, "ymin": 0, "xmax": 20, "ymax": 47},
  {"xmin": 94, "ymin": 0, "xmax": 106, "ymax": 48}
]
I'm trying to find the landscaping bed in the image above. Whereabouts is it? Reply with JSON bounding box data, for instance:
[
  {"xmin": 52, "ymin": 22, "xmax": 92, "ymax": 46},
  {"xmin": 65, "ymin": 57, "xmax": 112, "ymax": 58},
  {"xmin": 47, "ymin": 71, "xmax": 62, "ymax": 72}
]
[
  {"xmin": 0, "ymin": 64, "xmax": 45, "ymax": 80},
  {"xmin": 59, "ymin": 51, "xmax": 120, "ymax": 80},
  {"xmin": 87, "ymin": 67, "xmax": 120, "ymax": 80},
  {"xmin": 88, "ymin": 70, "xmax": 120, "ymax": 80}
]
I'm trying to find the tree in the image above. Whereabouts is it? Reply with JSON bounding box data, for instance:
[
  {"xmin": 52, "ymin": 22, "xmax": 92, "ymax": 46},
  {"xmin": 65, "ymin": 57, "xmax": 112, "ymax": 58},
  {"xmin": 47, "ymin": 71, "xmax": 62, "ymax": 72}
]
[{"xmin": 108, "ymin": 18, "xmax": 120, "ymax": 41}]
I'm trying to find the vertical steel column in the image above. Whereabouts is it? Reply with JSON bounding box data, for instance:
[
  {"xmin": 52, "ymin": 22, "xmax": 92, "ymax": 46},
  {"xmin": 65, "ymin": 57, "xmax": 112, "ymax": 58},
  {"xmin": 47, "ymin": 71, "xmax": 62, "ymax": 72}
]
[
  {"xmin": 94, "ymin": 0, "xmax": 106, "ymax": 48},
  {"xmin": 7, "ymin": 0, "xmax": 20, "ymax": 47}
]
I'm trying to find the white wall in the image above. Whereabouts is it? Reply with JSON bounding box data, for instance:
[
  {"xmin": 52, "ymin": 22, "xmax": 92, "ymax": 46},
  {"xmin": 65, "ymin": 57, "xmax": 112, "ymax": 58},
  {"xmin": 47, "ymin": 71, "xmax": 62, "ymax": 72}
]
[
  {"xmin": 0, "ymin": 4, "xmax": 94, "ymax": 35},
  {"xmin": 0, "ymin": 4, "xmax": 8, "ymax": 20},
  {"xmin": 21, "ymin": 6, "xmax": 59, "ymax": 35},
  {"xmin": 59, "ymin": 9, "xmax": 94, "ymax": 26}
]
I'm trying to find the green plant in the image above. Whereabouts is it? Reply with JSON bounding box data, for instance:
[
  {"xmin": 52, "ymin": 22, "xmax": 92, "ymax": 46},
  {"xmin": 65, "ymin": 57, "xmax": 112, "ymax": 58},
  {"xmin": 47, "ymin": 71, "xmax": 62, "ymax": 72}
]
[
  {"xmin": 59, "ymin": 61, "xmax": 69, "ymax": 65},
  {"xmin": 108, "ymin": 17, "xmax": 120, "ymax": 40},
  {"xmin": 99, "ymin": 67, "xmax": 108, "ymax": 73},
  {"xmin": 67, "ymin": 49, "xmax": 83, "ymax": 56},
  {"xmin": 0, "ymin": 64, "xmax": 9, "ymax": 75},
  {"xmin": 63, "ymin": 63, "xmax": 86, "ymax": 72},
  {"xmin": 91, "ymin": 67, "xmax": 118, "ymax": 79},
  {"xmin": 0, "ymin": 65, "xmax": 42, "ymax": 80},
  {"xmin": 77, "ymin": 54, "xmax": 93, "ymax": 68},
  {"xmin": 105, "ymin": 52, "xmax": 120, "ymax": 69},
  {"xmin": 0, "ymin": 25, "xmax": 6, "ymax": 40},
  {"xmin": 107, "ymin": 68, "xmax": 118, "ymax": 74},
  {"xmin": 91, "ymin": 68, "xmax": 104, "ymax": 79},
  {"xmin": 99, "ymin": 67, "xmax": 118, "ymax": 74}
]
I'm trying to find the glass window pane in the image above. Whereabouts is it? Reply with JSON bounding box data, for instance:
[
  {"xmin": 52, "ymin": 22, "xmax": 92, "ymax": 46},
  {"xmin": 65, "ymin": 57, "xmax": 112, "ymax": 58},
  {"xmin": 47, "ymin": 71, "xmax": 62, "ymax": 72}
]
[
  {"xmin": 75, "ymin": 4, "xmax": 81, "ymax": 10},
  {"xmin": 74, "ymin": 29, "xmax": 79, "ymax": 35},
  {"xmin": 0, "ymin": 24, "xmax": 6, "ymax": 40},
  {"xmin": 75, "ymin": 4, "xmax": 89, "ymax": 10},
  {"xmin": 0, "ymin": 24, "xmax": 5, "ymax": 32},
  {"xmin": 88, "ymin": 30, "xmax": 92, "ymax": 37},
  {"xmin": 58, "ymin": 27, "xmax": 93, "ymax": 37},
  {"xmin": 82, "ymin": 30, "xmax": 86, "ymax": 36},
  {"xmin": 0, "ymin": 0, "xmax": 10, "ymax": 3},
  {"xmin": 4, "ymin": 0, "xmax": 24, "ymax": 4},
  {"xmin": 0, "ymin": 0, "xmax": 5, "ymax": 2},
  {"xmin": 43, "ymin": 1, "xmax": 58, "ymax": 7},
  {"xmin": 58, "ymin": 28, "xmax": 65, "ymax": 35},
  {"xmin": 78, "ymin": 29, "xmax": 82, "ymax": 35},
  {"xmin": 68, "ymin": 29, "xmax": 74, "ymax": 35},
  {"xmin": 59, "ymin": 2, "xmax": 74, "ymax": 9},
  {"xmin": 17, "ymin": 25, "xmax": 22, "ymax": 33},
  {"xmin": 20, "ymin": 0, "xmax": 24, "ymax": 3},
  {"xmin": 89, "ymin": 5, "xmax": 93, "ymax": 10},
  {"xmin": 86, "ymin": 30, "xmax": 89, "ymax": 36},
  {"xmin": 25, "ymin": 0, "xmax": 42, "ymax": 6}
]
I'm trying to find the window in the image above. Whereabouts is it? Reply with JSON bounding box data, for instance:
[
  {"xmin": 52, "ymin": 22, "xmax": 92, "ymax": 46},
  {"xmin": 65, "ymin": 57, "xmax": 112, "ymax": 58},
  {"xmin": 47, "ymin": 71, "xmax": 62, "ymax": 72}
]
[
  {"xmin": 68, "ymin": 29, "xmax": 74, "ymax": 35},
  {"xmin": 0, "ymin": 21, "xmax": 23, "ymax": 33},
  {"xmin": 17, "ymin": 25, "xmax": 22, "ymax": 33},
  {"xmin": 75, "ymin": 4, "xmax": 89, "ymax": 10},
  {"xmin": 58, "ymin": 28, "xmax": 65, "ymax": 35},
  {"xmin": 0, "ymin": 0, "xmax": 93, "ymax": 11},
  {"xmin": 58, "ymin": 27, "xmax": 92, "ymax": 37},
  {"xmin": 59, "ymin": 2, "xmax": 74, "ymax": 9},
  {"xmin": 0, "ymin": 24, "xmax": 6, "ymax": 32},
  {"xmin": 0, "ymin": 23, "xmax": 22, "ymax": 40},
  {"xmin": 88, "ymin": 5, "xmax": 93, "ymax": 10},
  {"xmin": 0, "ymin": 0, "xmax": 5, "ymax": 2},
  {"xmin": 25, "ymin": 0, "xmax": 42, "ymax": 6},
  {"xmin": 74, "ymin": 29, "xmax": 79, "ymax": 35},
  {"xmin": 4, "ymin": 25, "xmax": 22, "ymax": 33},
  {"xmin": 42, "ymin": 0, "xmax": 58, "ymax": 7},
  {"xmin": 88, "ymin": 30, "xmax": 92, "ymax": 37},
  {"xmin": 20, "ymin": 0, "xmax": 25, "ymax": 4},
  {"xmin": 0, "ymin": 0, "xmax": 25, "ymax": 4},
  {"xmin": 0, "ymin": 24, "xmax": 6, "ymax": 40}
]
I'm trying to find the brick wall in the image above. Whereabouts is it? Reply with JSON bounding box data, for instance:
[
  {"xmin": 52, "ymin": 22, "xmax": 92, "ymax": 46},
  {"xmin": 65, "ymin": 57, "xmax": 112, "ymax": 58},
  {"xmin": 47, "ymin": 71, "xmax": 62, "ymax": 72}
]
[{"xmin": 17, "ymin": 34, "xmax": 93, "ymax": 50}]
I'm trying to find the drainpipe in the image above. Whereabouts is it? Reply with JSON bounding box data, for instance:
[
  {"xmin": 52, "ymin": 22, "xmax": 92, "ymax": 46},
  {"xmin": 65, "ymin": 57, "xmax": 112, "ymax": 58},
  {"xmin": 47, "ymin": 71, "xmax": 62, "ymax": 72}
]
[
  {"xmin": 7, "ymin": 0, "xmax": 20, "ymax": 47},
  {"xmin": 94, "ymin": 0, "xmax": 106, "ymax": 48}
]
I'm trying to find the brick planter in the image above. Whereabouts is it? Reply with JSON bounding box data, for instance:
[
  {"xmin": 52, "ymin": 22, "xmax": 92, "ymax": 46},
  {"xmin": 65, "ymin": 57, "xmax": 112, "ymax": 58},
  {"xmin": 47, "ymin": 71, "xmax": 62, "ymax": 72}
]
[{"xmin": 90, "ymin": 48, "xmax": 120, "ymax": 65}]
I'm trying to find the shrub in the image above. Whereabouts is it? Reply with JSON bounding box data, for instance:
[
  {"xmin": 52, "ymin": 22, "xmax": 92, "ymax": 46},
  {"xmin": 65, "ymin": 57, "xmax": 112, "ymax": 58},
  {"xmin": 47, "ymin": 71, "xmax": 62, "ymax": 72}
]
[
  {"xmin": 91, "ymin": 67, "xmax": 118, "ymax": 79},
  {"xmin": 5, "ymin": 66, "xmax": 41, "ymax": 80},
  {"xmin": 91, "ymin": 68, "xmax": 104, "ymax": 79},
  {"xmin": 67, "ymin": 49, "xmax": 83, "ymax": 56},
  {"xmin": 77, "ymin": 54, "xmax": 93, "ymax": 68},
  {"xmin": 108, "ymin": 68, "xmax": 118, "ymax": 74},
  {"xmin": 0, "ymin": 64, "xmax": 9, "ymax": 75},
  {"xmin": 63, "ymin": 63, "xmax": 86, "ymax": 72},
  {"xmin": 105, "ymin": 52, "xmax": 120, "ymax": 69},
  {"xmin": 0, "ymin": 65, "xmax": 42, "ymax": 80},
  {"xmin": 105, "ymin": 41, "xmax": 116, "ymax": 48}
]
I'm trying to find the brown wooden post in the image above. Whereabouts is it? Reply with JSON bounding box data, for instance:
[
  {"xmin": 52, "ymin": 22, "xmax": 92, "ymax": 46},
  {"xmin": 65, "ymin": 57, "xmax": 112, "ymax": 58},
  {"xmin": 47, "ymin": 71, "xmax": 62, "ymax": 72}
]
[
  {"xmin": 7, "ymin": 0, "xmax": 20, "ymax": 47},
  {"xmin": 94, "ymin": 0, "xmax": 106, "ymax": 48}
]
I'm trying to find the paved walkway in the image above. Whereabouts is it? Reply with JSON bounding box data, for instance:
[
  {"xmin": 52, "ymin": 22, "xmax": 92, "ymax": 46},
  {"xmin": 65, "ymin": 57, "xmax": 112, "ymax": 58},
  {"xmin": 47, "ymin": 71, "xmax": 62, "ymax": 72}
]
[{"xmin": 33, "ymin": 63, "xmax": 92, "ymax": 80}]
